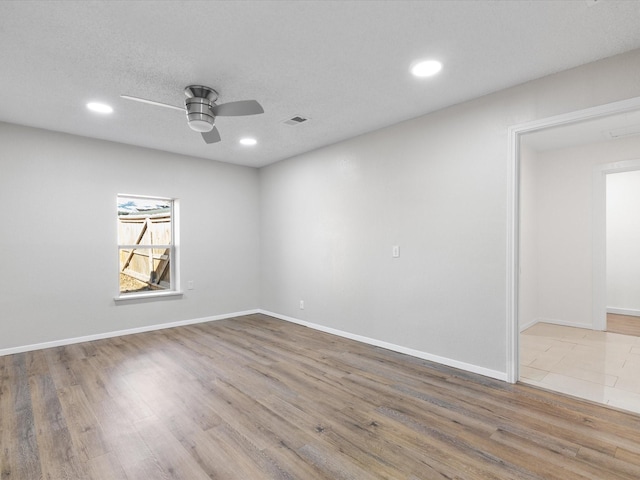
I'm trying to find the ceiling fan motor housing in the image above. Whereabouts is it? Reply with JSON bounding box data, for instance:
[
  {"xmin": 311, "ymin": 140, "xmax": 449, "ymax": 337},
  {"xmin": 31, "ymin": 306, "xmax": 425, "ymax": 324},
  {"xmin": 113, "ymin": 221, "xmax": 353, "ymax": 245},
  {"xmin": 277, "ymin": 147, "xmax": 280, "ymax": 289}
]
[{"xmin": 184, "ymin": 85, "xmax": 219, "ymax": 133}]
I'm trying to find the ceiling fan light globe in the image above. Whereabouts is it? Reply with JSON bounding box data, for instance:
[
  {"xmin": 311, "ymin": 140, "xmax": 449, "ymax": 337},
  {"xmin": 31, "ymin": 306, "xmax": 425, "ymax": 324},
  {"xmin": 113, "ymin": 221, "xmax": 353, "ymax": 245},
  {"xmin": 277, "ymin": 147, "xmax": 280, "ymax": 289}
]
[{"xmin": 188, "ymin": 118, "xmax": 214, "ymax": 132}]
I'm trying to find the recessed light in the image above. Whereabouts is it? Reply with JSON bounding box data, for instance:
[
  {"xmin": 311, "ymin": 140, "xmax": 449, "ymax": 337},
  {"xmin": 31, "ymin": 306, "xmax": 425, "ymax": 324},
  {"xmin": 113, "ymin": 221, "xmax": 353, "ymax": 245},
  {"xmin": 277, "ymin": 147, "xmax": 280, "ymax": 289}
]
[
  {"xmin": 239, "ymin": 138, "xmax": 257, "ymax": 146},
  {"xmin": 87, "ymin": 102, "xmax": 113, "ymax": 114},
  {"xmin": 410, "ymin": 60, "xmax": 442, "ymax": 78}
]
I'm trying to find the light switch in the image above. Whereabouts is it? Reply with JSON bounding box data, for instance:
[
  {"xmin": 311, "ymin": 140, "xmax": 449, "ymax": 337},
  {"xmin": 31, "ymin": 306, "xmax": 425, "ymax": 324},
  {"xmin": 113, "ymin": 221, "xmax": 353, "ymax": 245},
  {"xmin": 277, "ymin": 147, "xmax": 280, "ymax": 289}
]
[{"xmin": 392, "ymin": 245, "xmax": 400, "ymax": 258}]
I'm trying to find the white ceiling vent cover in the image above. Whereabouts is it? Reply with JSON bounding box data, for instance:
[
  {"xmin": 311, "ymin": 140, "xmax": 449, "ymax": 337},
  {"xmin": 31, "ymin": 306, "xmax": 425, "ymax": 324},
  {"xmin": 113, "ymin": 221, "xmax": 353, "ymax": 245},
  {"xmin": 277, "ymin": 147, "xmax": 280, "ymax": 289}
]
[
  {"xmin": 604, "ymin": 124, "xmax": 640, "ymax": 139},
  {"xmin": 283, "ymin": 115, "xmax": 310, "ymax": 126}
]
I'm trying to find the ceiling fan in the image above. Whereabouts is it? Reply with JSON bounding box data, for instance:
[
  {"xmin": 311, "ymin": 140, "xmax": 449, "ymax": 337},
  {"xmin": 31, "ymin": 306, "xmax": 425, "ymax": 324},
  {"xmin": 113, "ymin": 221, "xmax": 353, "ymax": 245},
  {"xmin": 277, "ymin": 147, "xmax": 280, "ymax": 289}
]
[{"xmin": 121, "ymin": 85, "xmax": 264, "ymax": 144}]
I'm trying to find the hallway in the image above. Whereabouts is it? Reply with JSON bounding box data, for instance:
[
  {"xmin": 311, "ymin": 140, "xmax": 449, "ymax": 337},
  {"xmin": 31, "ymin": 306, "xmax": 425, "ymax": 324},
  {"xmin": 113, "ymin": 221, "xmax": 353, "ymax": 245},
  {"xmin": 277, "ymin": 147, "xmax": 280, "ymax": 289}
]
[{"xmin": 520, "ymin": 322, "xmax": 640, "ymax": 415}]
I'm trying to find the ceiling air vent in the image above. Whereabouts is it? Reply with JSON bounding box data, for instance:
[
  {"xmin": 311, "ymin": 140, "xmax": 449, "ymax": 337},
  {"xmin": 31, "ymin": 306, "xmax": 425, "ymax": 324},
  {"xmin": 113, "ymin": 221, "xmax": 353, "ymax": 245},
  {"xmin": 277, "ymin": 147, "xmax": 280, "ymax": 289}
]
[
  {"xmin": 604, "ymin": 124, "xmax": 640, "ymax": 139},
  {"xmin": 283, "ymin": 115, "xmax": 310, "ymax": 126}
]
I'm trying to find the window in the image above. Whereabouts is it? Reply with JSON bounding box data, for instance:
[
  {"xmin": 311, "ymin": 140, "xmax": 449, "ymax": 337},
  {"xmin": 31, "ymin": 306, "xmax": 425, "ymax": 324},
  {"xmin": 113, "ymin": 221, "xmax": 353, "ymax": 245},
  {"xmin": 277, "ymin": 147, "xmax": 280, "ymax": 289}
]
[{"xmin": 117, "ymin": 195, "xmax": 176, "ymax": 296}]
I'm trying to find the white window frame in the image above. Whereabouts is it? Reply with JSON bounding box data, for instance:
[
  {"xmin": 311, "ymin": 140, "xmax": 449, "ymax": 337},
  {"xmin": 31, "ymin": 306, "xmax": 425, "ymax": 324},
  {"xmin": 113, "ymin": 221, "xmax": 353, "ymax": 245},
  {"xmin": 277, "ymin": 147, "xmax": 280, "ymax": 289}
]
[{"xmin": 115, "ymin": 194, "xmax": 181, "ymax": 301}]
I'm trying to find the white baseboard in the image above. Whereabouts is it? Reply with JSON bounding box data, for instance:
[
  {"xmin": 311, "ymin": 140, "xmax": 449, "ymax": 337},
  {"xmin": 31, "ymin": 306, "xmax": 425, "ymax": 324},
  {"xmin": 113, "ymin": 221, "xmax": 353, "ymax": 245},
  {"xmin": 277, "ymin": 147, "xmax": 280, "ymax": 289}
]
[
  {"xmin": 519, "ymin": 318, "xmax": 539, "ymax": 333},
  {"xmin": 607, "ymin": 307, "xmax": 640, "ymax": 317},
  {"xmin": 3, "ymin": 308, "xmax": 508, "ymax": 382},
  {"xmin": 259, "ymin": 310, "xmax": 507, "ymax": 382},
  {"xmin": 536, "ymin": 317, "xmax": 593, "ymax": 330},
  {"xmin": 0, "ymin": 309, "xmax": 260, "ymax": 357}
]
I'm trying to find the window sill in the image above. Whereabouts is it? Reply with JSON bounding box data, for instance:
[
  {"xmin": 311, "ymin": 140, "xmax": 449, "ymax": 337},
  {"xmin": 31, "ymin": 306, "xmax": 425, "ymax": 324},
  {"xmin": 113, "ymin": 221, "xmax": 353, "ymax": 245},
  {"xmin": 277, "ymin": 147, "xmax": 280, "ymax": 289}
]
[{"xmin": 114, "ymin": 290, "xmax": 183, "ymax": 303}]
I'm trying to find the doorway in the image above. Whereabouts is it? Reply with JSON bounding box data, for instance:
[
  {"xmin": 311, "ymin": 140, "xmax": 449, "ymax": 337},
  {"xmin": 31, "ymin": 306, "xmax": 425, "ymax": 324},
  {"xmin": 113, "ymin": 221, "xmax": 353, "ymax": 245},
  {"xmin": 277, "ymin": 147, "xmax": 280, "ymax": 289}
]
[
  {"xmin": 507, "ymin": 95, "xmax": 640, "ymax": 382},
  {"xmin": 519, "ymin": 151, "xmax": 640, "ymax": 412},
  {"xmin": 605, "ymin": 169, "xmax": 640, "ymax": 336}
]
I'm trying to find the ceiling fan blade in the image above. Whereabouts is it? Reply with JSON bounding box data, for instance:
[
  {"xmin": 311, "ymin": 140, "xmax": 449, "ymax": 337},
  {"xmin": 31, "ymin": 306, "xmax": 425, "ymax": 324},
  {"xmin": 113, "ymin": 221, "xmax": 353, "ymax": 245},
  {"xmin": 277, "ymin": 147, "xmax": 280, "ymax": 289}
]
[
  {"xmin": 121, "ymin": 95, "xmax": 185, "ymax": 112},
  {"xmin": 212, "ymin": 100, "xmax": 264, "ymax": 117},
  {"xmin": 201, "ymin": 126, "xmax": 221, "ymax": 144}
]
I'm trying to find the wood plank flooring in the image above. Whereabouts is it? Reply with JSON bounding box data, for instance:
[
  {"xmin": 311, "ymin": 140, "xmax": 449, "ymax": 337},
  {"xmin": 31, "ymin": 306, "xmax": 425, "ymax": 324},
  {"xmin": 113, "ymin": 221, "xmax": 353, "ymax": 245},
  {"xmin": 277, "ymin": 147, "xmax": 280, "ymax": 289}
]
[
  {"xmin": 608, "ymin": 313, "xmax": 640, "ymax": 337},
  {"xmin": 2, "ymin": 313, "xmax": 640, "ymax": 479}
]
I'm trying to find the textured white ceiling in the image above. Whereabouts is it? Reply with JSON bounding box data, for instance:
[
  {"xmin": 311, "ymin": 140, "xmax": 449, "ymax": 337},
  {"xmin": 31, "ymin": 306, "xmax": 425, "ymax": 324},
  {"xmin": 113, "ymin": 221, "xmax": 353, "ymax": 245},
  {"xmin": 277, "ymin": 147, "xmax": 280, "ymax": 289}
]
[{"xmin": 1, "ymin": 0, "xmax": 640, "ymax": 167}]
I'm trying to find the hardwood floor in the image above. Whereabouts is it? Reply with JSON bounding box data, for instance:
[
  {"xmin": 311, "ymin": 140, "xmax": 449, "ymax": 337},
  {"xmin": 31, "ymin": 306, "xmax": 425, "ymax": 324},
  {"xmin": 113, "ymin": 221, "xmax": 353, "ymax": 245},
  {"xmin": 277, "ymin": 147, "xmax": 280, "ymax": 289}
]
[
  {"xmin": 2, "ymin": 314, "xmax": 640, "ymax": 479},
  {"xmin": 608, "ymin": 313, "xmax": 640, "ymax": 337}
]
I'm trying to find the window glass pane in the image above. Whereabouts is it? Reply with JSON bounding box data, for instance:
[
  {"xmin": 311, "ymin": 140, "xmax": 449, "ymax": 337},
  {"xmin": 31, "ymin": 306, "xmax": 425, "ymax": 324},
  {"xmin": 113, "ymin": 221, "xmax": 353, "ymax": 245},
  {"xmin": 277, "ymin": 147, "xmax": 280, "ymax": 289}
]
[
  {"xmin": 117, "ymin": 197, "xmax": 172, "ymax": 245},
  {"xmin": 117, "ymin": 195, "xmax": 173, "ymax": 295},
  {"xmin": 119, "ymin": 247, "xmax": 171, "ymax": 293}
]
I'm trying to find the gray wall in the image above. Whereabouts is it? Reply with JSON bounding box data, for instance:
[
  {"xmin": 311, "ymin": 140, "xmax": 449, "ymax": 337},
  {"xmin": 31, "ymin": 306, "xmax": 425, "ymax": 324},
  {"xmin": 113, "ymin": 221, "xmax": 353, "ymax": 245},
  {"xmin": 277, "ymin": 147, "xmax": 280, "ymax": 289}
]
[
  {"xmin": 259, "ymin": 49, "xmax": 640, "ymax": 376},
  {"xmin": 0, "ymin": 123, "xmax": 260, "ymax": 350}
]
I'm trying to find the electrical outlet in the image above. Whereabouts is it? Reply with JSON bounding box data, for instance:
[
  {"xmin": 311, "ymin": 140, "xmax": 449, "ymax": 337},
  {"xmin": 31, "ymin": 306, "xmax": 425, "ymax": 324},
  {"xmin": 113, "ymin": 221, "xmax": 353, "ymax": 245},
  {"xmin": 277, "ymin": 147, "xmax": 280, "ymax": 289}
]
[
  {"xmin": 300, "ymin": 300, "xmax": 305, "ymax": 309},
  {"xmin": 187, "ymin": 280, "xmax": 194, "ymax": 290}
]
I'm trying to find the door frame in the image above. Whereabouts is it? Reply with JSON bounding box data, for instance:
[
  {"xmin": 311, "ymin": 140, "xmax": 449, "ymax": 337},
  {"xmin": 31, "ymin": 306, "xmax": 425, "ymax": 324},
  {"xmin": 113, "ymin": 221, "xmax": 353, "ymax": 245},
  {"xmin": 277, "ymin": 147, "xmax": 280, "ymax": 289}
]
[{"xmin": 506, "ymin": 95, "xmax": 640, "ymax": 384}]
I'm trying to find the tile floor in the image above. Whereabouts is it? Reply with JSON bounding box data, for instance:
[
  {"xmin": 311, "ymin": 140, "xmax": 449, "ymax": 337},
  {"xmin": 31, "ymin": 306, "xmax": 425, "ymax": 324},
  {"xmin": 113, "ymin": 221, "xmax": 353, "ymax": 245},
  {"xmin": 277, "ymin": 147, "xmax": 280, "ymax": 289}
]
[{"xmin": 520, "ymin": 322, "xmax": 640, "ymax": 415}]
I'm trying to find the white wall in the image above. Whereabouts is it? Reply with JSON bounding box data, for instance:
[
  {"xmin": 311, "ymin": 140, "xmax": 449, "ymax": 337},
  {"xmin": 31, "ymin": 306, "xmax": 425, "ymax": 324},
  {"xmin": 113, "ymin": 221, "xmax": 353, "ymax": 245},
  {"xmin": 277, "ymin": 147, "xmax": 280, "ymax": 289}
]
[
  {"xmin": 607, "ymin": 170, "xmax": 640, "ymax": 315},
  {"xmin": 518, "ymin": 145, "xmax": 539, "ymax": 331},
  {"xmin": 260, "ymin": 49, "xmax": 640, "ymax": 376},
  {"xmin": 519, "ymin": 137, "xmax": 640, "ymax": 330},
  {"xmin": 0, "ymin": 122, "xmax": 260, "ymax": 351}
]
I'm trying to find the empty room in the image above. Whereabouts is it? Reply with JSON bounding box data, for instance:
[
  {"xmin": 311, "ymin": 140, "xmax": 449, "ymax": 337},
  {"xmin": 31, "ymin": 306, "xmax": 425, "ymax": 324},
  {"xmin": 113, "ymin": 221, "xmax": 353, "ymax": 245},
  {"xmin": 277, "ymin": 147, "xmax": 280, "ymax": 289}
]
[{"xmin": 2, "ymin": 1, "xmax": 640, "ymax": 478}]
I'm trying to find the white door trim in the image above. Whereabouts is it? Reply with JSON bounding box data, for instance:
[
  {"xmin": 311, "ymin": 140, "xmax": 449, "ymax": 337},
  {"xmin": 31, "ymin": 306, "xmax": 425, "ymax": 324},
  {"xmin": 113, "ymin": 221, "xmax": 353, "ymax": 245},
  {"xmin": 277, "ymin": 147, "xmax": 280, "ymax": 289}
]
[{"xmin": 506, "ymin": 95, "xmax": 640, "ymax": 384}]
